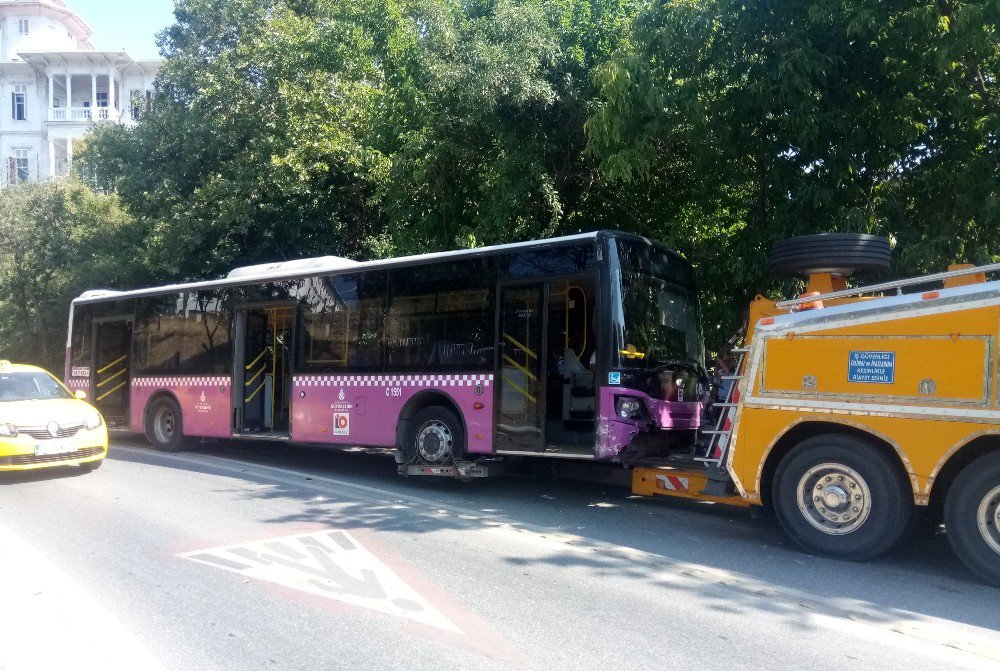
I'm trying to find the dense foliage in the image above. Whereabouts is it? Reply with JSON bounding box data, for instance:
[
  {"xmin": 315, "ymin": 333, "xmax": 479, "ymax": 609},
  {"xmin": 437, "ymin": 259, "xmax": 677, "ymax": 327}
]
[
  {"xmin": 59, "ymin": 0, "xmax": 999, "ymax": 358},
  {"xmin": 0, "ymin": 180, "xmax": 144, "ymax": 372}
]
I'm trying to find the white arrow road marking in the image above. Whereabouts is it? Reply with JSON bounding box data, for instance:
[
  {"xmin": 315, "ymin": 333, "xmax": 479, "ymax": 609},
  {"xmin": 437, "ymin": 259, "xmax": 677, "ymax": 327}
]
[
  {"xmin": 179, "ymin": 529, "xmax": 462, "ymax": 633},
  {"xmin": 0, "ymin": 522, "xmax": 170, "ymax": 671}
]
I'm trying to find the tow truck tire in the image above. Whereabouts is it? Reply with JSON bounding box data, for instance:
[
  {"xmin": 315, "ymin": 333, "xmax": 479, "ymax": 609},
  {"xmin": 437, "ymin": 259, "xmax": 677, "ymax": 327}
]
[
  {"xmin": 944, "ymin": 451, "xmax": 1000, "ymax": 587},
  {"xmin": 773, "ymin": 434, "xmax": 911, "ymax": 560},
  {"xmin": 145, "ymin": 396, "xmax": 189, "ymax": 452},
  {"xmin": 405, "ymin": 406, "xmax": 465, "ymax": 465},
  {"xmin": 770, "ymin": 233, "xmax": 891, "ymax": 277}
]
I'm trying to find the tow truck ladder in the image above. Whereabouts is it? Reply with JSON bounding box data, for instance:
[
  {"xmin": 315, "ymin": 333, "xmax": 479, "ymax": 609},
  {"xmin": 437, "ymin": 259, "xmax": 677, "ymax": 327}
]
[{"xmin": 695, "ymin": 347, "xmax": 748, "ymax": 467}]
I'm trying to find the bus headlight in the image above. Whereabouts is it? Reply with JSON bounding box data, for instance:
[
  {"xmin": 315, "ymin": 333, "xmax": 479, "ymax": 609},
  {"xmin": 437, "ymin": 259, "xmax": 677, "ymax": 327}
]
[
  {"xmin": 84, "ymin": 412, "xmax": 103, "ymax": 430},
  {"xmin": 615, "ymin": 396, "xmax": 644, "ymax": 420},
  {"xmin": 0, "ymin": 423, "xmax": 18, "ymax": 437}
]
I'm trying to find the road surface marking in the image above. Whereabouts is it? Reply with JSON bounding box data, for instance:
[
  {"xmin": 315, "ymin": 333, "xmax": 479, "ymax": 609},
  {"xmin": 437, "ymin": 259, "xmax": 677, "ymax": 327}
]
[
  {"xmin": 0, "ymin": 521, "xmax": 170, "ymax": 671},
  {"xmin": 116, "ymin": 445, "xmax": 1000, "ymax": 665},
  {"xmin": 179, "ymin": 529, "xmax": 461, "ymax": 633}
]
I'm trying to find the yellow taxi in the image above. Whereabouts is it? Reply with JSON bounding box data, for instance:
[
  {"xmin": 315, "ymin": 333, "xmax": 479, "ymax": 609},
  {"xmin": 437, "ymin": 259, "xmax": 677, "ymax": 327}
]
[{"xmin": 0, "ymin": 361, "xmax": 107, "ymax": 473}]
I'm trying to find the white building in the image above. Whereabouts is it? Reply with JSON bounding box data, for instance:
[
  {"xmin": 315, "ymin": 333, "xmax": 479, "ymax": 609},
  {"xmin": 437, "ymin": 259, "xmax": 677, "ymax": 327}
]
[{"xmin": 0, "ymin": 0, "xmax": 159, "ymax": 185}]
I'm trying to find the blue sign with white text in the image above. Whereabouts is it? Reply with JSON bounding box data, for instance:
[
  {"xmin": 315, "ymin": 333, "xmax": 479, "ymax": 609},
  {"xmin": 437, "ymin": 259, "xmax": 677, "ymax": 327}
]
[
  {"xmin": 608, "ymin": 372, "xmax": 621, "ymax": 385},
  {"xmin": 848, "ymin": 351, "xmax": 895, "ymax": 384}
]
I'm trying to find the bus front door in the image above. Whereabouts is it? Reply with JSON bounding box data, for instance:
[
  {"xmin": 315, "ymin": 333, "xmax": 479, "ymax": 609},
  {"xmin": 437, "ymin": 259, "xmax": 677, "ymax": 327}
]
[
  {"xmin": 92, "ymin": 318, "xmax": 132, "ymax": 427},
  {"xmin": 497, "ymin": 285, "xmax": 546, "ymax": 451},
  {"xmin": 235, "ymin": 305, "xmax": 294, "ymax": 436}
]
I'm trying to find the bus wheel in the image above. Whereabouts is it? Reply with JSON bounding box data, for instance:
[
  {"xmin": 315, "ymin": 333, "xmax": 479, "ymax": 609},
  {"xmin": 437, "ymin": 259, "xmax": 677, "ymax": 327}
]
[
  {"xmin": 145, "ymin": 396, "xmax": 188, "ymax": 452},
  {"xmin": 773, "ymin": 434, "xmax": 910, "ymax": 560},
  {"xmin": 407, "ymin": 407, "xmax": 465, "ymax": 465},
  {"xmin": 944, "ymin": 451, "xmax": 1000, "ymax": 586}
]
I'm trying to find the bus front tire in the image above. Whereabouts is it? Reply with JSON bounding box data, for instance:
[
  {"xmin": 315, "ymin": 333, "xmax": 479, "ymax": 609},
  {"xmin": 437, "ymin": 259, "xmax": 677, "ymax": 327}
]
[
  {"xmin": 405, "ymin": 407, "xmax": 465, "ymax": 465},
  {"xmin": 944, "ymin": 451, "xmax": 1000, "ymax": 587},
  {"xmin": 145, "ymin": 397, "xmax": 188, "ymax": 452},
  {"xmin": 773, "ymin": 434, "xmax": 911, "ymax": 560}
]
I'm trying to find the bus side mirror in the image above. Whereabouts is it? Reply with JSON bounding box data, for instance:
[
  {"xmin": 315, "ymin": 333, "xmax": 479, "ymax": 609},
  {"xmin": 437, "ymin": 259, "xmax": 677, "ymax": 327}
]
[{"xmin": 75, "ymin": 390, "xmax": 87, "ymax": 400}]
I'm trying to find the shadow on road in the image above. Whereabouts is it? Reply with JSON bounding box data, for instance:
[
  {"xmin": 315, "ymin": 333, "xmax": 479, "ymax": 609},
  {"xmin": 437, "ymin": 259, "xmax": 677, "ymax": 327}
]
[{"xmin": 106, "ymin": 437, "xmax": 1000, "ymax": 636}]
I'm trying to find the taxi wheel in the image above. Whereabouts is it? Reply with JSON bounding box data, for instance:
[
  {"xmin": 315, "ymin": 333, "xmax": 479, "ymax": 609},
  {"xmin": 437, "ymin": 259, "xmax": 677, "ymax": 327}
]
[
  {"xmin": 145, "ymin": 396, "xmax": 188, "ymax": 452},
  {"xmin": 944, "ymin": 451, "xmax": 1000, "ymax": 587},
  {"xmin": 773, "ymin": 434, "xmax": 911, "ymax": 560}
]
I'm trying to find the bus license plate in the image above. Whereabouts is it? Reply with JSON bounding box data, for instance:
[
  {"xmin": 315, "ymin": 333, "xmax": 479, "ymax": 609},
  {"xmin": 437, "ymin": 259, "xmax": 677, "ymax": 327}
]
[{"xmin": 34, "ymin": 440, "xmax": 76, "ymax": 456}]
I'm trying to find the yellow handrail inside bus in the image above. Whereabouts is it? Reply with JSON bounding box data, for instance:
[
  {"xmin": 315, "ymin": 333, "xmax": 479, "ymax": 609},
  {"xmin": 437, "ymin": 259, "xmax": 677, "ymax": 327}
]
[
  {"xmin": 501, "ymin": 375, "xmax": 536, "ymax": 403},
  {"xmin": 245, "ymin": 349, "xmax": 267, "ymax": 371},
  {"xmin": 96, "ymin": 367, "xmax": 126, "ymax": 388},
  {"xmin": 96, "ymin": 380, "xmax": 126, "ymax": 402},
  {"xmin": 245, "ymin": 381, "xmax": 265, "ymax": 403},
  {"xmin": 245, "ymin": 365, "xmax": 265, "ymax": 388},
  {"xmin": 503, "ymin": 333, "xmax": 537, "ymax": 360},
  {"xmin": 97, "ymin": 354, "xmax": 126, "ymax": 375},
  {"xmin": 502, "ymin": 354, "xmax": 538, "ymax": 382}
]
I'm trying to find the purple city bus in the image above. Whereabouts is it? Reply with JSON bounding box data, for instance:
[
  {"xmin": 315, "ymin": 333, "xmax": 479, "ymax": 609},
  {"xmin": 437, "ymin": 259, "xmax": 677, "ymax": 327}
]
[{"xmin": 65, "ymin": 231, "xmax": 704, "ymax": 476}]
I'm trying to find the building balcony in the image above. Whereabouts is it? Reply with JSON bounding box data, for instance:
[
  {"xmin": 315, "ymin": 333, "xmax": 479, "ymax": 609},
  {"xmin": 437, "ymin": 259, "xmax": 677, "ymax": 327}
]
[{"xmin": 49, "ymin": 106, "xmax": 120, "ymax": 123}]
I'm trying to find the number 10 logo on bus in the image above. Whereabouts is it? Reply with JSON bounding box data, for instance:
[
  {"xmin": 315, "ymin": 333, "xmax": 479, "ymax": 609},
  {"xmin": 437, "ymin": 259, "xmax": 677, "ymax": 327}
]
[{"xmin": 333, "ymin": 413, "xmax": 350, "ymax": 436}]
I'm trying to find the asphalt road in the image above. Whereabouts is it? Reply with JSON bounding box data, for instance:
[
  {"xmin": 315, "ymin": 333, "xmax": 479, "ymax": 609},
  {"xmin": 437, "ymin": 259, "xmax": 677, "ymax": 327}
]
[{"xmin": 1, "ymin": 438, "xmax": 998, "ymax": 671}]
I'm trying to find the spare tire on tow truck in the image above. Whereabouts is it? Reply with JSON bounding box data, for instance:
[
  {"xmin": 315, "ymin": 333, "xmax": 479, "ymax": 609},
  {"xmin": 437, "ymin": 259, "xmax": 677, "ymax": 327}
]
[{"xmin": 769, "ymin": 233, "xmax": 892, "ymax": 277}]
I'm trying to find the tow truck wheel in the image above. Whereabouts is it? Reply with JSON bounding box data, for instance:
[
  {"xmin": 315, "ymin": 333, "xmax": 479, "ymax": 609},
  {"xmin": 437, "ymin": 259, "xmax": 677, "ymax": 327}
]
[
  {"xmin": 773, "ymin": 434, "xmax": 911, "ymax": 560},
  {"xmin": 944, "ymin": 451, "xmax": 1000, "ymax": 587},
  {"xmin": 145, "ymin": 396, "xmax": 189, "ymax": 452},
  {"xmin": 406, "ymin": 406, "xmax": 465, "ymax": 465}
]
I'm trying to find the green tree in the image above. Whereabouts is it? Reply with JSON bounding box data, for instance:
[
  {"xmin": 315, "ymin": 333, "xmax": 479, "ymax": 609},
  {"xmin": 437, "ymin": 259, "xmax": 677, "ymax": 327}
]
[
  {"xmin": 80, "ymin": 0, "xmax": 647, "ymax": 264},
  {"xmin": 373, "ymin": 0, "xmax": 642, "ymax": 252},
  {"xmin": 588, "ymin": 0, "xmax": 1000, "ymax": 346},
  {"xmin": 0, "ymin": 180, "xmax": 143, "ymax": 372},
  {"xmin": 79, "ymin": 0, "xmax": 389, "ymax": 280}
]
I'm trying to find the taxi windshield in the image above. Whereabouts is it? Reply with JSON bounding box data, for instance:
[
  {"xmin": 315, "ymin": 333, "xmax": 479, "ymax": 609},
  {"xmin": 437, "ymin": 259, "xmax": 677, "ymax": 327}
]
[{"xmin": 0, "ymin": 372, "xmax": 72, "ymax": 402}]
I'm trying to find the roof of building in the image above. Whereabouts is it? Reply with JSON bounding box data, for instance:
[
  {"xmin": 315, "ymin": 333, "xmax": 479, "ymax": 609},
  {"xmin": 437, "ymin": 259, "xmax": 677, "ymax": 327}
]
[{"xmin": 0, "ymin": 0, "xmax": 94, "ymax": 49}]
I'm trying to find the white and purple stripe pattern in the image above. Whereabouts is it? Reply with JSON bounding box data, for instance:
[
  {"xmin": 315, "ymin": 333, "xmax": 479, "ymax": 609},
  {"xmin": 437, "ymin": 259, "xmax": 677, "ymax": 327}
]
[
  {"xmin": 133, "ymin": 376, "xmax": 231, "ymax": 387},
  {"xmin": 65, "ymin": 379, "xmax": 89, "ymax": 389},
  {"xmin": 293, "ymin": 374, "xmax": 493, "ymax": 388}
]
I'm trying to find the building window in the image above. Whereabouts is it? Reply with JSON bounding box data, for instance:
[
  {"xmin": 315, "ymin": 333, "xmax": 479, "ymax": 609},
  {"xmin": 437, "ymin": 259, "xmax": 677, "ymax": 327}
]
[
  {"xmin": 11, "ymin": 85, "xmax": 27, "ymax": 121},
  {"xmin": 96, "ymin": 91, "xmax": 108, "ymax": 108},
  {"xmin": 18, "ymin": 19, "xmax": 30, "ymax": 35},
  {"xmin": 130, "ymin": 89, "xmax": 154, "ymax": 120},
  {"xmin": 11, "ymin": 149, "xmax": 29, "ymax": 183}
]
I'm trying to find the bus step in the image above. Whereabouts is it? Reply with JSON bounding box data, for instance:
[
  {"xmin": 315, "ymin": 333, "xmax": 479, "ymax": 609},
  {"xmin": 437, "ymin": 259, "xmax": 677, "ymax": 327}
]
[{"xmin": 399, "ymin": 460, "xmax": 504, "ymax": 479}]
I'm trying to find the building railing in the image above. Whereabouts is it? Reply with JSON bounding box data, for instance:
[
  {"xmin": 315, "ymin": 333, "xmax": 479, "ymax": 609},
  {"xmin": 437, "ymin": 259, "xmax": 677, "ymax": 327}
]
[{"xmin": 49, "ymin": 107, "xmax": 120, "ymax": 122}]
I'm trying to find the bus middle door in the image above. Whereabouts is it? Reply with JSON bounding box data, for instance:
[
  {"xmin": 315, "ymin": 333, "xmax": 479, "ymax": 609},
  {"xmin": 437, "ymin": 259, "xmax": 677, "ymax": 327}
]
[{"xmin": 496, "ymin": 284, "xmax": 546, "ymax": 451}]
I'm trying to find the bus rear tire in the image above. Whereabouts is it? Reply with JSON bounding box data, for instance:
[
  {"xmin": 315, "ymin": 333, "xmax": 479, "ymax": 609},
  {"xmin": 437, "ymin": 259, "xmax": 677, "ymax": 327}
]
[
  {"xmin": 145, "ymin": 396, "xmax": 188, "ymax": 452},
  {"xmin": 944, "ymin": 451, "xmax": 1000, "ymax": 587},
  {"xmin": 405, "ymin": 407, "xmax": 465, "ymax": 465},
  {"xmin": 773, "ymin": 434, "xmax": 911, "ymax": 560}
]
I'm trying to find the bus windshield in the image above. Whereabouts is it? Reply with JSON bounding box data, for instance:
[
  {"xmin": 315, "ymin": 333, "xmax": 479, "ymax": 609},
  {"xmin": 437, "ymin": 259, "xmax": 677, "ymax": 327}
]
[{"xmin": 612, "ymin": 239, "xmax": 704, "ymax": 369}]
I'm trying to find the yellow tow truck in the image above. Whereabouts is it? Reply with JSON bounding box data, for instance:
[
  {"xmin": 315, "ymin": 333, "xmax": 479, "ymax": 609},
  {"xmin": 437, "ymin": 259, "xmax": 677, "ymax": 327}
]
[{"xmin": 633, "ymin": 234, "xmax": 1000, "ymax": 586}]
